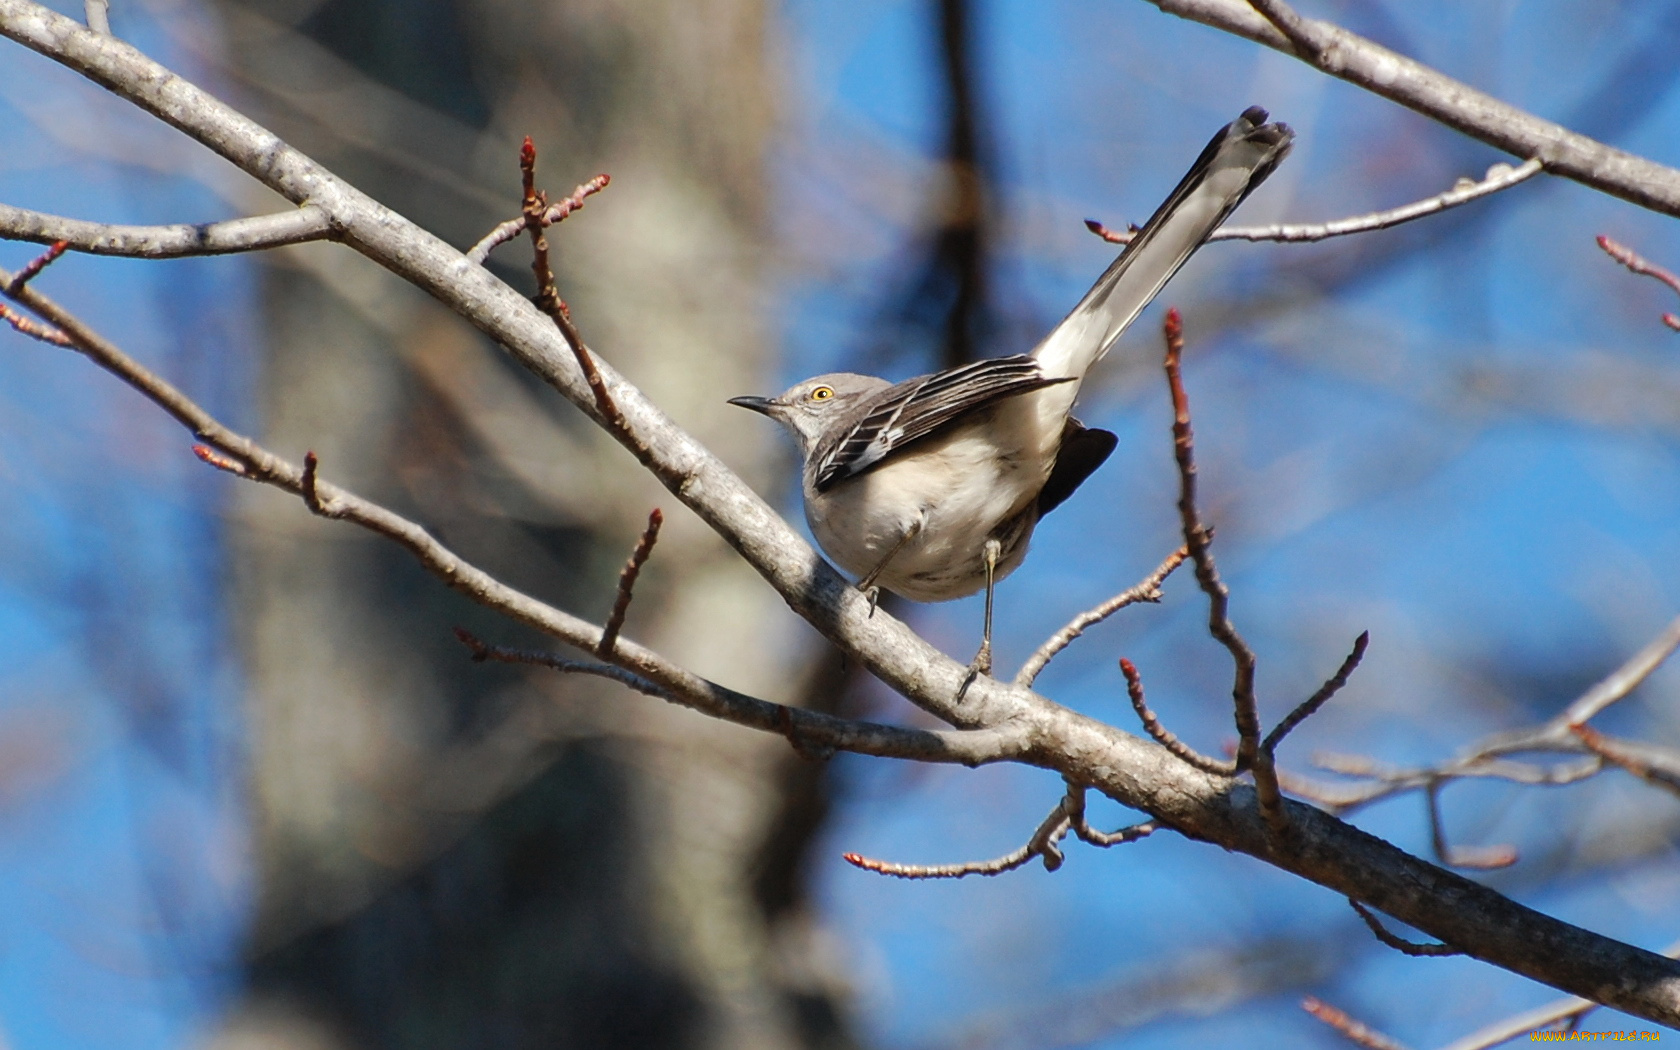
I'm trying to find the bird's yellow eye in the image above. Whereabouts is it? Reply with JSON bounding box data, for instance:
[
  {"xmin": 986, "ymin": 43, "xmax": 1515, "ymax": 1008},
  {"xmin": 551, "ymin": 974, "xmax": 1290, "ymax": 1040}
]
[{"xmin": 809, "ymin": 385, "xmax": 835, "ymax": 402}]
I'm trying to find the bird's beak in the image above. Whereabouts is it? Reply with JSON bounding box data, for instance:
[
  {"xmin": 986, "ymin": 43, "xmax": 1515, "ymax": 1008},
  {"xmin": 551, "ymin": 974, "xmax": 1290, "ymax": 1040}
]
[{"xmin": 727, "ymin": 395, "xmax": 776, "ymax": 416}]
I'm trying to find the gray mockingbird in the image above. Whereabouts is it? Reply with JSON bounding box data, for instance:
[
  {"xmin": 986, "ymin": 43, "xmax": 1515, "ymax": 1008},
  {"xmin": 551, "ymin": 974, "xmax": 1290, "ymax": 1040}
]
[{"xmin": 731, "ymin": 107, "xmax": 1293, "ymax": 678}]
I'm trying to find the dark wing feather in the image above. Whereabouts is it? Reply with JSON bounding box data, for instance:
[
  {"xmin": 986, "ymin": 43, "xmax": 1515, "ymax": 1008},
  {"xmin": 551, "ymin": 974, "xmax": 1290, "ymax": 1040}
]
[
  {"xmin": 813, "ymin": 355, "xmax": 1072, "ymax": 491},
  {"xmin": 1036, "ymin": 420, "xmax": 1117, "ymax": 517}
]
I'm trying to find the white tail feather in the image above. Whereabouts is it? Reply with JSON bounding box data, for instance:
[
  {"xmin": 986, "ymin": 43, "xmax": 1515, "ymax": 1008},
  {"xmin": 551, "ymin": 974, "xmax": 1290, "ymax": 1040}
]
[{"xmin": 1029, "ymin": 109, "xmax": 1293, "ymax": 429}]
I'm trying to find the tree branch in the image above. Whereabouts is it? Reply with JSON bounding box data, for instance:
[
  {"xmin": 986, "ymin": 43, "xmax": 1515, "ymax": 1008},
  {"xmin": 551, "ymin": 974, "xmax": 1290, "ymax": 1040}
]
[
  {"xmin": 0, "ymin": 202, "xmax": 333, "ymax": 257},
  {"xmin": 844, "ymin": 796, "xmax": 1074, "ymax": 879},
  {"xmin": 1086, "ymin": 159, "xmax": 1544, "ymax": 247},
  {"xmin": 1597, "ymin": 235, "xmax": 1680, "ymax": 332},
  {"xmin": 1146, "ymin": 0, "xmax": 1680, "ymax": 217},
  {"xmin": 1014, "ymin": 545, "xmax": 1187, "ymax": 687}
]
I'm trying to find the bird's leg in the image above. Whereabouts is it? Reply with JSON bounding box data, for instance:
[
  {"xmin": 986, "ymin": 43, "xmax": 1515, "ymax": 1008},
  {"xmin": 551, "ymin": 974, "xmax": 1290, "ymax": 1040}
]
[
  {"xmin": 856, "ymin": 519, "xmax": 921, "ymax": 616},
  {"xmin": 959, "ymin": 538, "xmax": 1003, "ymax": 699}
]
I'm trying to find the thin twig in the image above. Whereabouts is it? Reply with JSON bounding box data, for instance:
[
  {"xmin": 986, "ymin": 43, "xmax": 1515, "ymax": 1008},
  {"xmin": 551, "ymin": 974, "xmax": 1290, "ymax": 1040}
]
[
  {"xmin": 1262, "ymin": 631, "xmax": 1368, "ymax": 755},
  {"xmin": 598, "ymin": 508, "xmax": 663, "ymax": 657},
  {"xmin": 844, "ymin": 799, "xmax": 1072, "ymax": 879},
  {"xmin": 1597, "ymin": 234, "xmax": 1680, "ymax": 331},
  {"xmin": 1569, "ymin": 725, "xmax": 1680, "ymax": 796},
  {"xmin": 454, "ymin": 627, "xmax": 671, "ymax": 697},
  {"xmin": 4, "ymin": 238, "xmax": 65, "ymax": 294},
  {"xmin": 1425, "ymin": 782, "xmax": 1517, "ymax": 870},
  {"xmin": 1349, "ymin": 899, "xmax": 1462, "ymax": 958},
  {"xmin": 1087, "ymin": 159, "xmax": 1543, "ymax": 247},
  {"xmin": 1163, "ymin": 310, "xmax": 1270, "ymax": 808},
  {"xmin": 1062, "ymin": 782, "xmax": 1159, "ymax": 847},
  {"xmin": 1015, "ymin": 546, "xmax": 1188, "ymax": 686},
  {"xmin": 191, "ymin": 444, "xmax": 249, "ymax": 475},
  {"xmin": 1284, "ymin": 614, "xmax": 1680, "ymax": 817},
  {"xmin": 1558, "ymin": 613, "xmax": 1680, "ymax": 726},
  {"xmin": 1120, "ymin": 658, "xmax": 1233, "ymax": 775},
  {"xmin": 1301, "ymin": 997, "xmax": 1415, "ymax": 1050},
  {"xmin": 0, "ymin": 300, "xmax": 70, "ymax": 345},
  {"xmin": 0, "ymin": 203, "xmax": 334, "ymax": 258},
  {"xmin": 467, "ymin": 173, "xmax": 609, "ymax": 265},
  {"xmin": 83, "ymin": 0, "xmax": 107, "ymax": 33},
  {"xmin": 517, "ymin": 138, "xmax": 622, "ymax": 429}
]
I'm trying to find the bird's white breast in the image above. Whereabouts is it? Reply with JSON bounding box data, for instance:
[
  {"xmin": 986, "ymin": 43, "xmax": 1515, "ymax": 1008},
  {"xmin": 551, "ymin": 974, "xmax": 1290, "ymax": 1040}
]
[{"xmin": 804, "ymin": 397, "xmax": 1060, "ymax": 602}]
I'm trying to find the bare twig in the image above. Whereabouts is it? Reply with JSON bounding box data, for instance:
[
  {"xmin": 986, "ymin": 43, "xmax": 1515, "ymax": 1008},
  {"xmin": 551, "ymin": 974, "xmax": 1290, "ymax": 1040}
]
[
  {"xmin": 1062, "ymin": 782, "xmax": 1159, "ymax": 847},
  {"xmin": 1163, "ymin": 310, "xmax": 1272, "ymax": 816},
  {"xmin": 1087, "ymin": 160, "xmax": 1544, "ymax": 248},
  {"xmin": 4, "ymin": 238, "xmax": 65, "ymax": 293},
  {"xmin": 1120, "ymin": 658, "xmax": 1232, "ymax": 775},
  {"xmin": 1597, "ymin": 235, "xmax": 1680, "ymax": 331},
  {"xmin": 0, "ymin": 300, "xmax": 69, "ymax": 345},
  {"xmin": 1285, "ymin": 614, "xmax": 1680, "ymax": 817},
  {"xmin": 190, "ymin": 444, "xmax": 248, "ymax": 475},
  {"xmin": 1424, "ymin": 783, "xmax": 1517, "ymax": 871},
  {"xmin": 1569, "ymin": 726, "xmax": 1680, "ymax": 797},
  {"xmin": 598, "ymin": 508, "xmax": 664, "ymax": 657},
  {"xmin": 82, "ymin": 0, "xmax": 106, "ymax": 33},
  {"xmin": 454, "ymin": 627, "xmax": 671, "ymax": 698},
  {"xmin": 1558, "ymin": 613, "xmax": 1680, "ymax": 727},
  {"xmin": 844, "ymin": 799, "xmax": 1073, "ymax": 879},
  {"xmin": 1301, "ymin": 997, "xmax": 1415, "ymax": 1050},
  {"xmin": 467, "ymin": 173, "xmax": 609, "ymax": 265},
  {"xmin": 1262, "ymin": 631, "xmax": 1369, "ymax": 755},
  {"xmin": 516, "ymin": 138, "xmax": 622, "ymax": 430},
  {"xmin": 1015, "ymin": 546, "xmax": 1188, "ymax": 686},
  {"xmin": 1349, "ymin": 899, "xmax": 1462, "ymax": 958},
  {"xmin": 0, "ymin": 203, "xmax": 333, "ymax": 258}
]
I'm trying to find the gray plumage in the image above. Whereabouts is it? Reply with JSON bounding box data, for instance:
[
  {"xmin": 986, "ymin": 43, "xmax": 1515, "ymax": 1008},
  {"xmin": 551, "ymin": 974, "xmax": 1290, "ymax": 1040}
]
[{"xmin": 732, "ymin": 107, "xmax": 1293, "ymax": 605}]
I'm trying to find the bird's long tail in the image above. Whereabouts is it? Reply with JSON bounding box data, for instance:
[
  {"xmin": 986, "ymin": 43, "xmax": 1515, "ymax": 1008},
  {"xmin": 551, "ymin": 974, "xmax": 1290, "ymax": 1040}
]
[{"xmin": 1030, "ymin": 107, "xmax": 1293, "ymax": 388}]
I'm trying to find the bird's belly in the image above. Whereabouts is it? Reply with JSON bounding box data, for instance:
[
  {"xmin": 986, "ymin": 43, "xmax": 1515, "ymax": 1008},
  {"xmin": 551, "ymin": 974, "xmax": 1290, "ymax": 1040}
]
[{"xmin": 806, "ymin": 423, "xmax": 1047, "ymax": 602}]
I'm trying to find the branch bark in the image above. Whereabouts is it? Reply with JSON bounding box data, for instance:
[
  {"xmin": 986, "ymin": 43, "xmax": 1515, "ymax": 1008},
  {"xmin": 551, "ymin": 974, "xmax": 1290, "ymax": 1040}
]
[
  {"xmin": 0, "ymin": 202, "xmax": 333, "ymax": 256},
  {"xmin": 1147, "ymin": 0, "xmax": 1680, "ymax": 217}
]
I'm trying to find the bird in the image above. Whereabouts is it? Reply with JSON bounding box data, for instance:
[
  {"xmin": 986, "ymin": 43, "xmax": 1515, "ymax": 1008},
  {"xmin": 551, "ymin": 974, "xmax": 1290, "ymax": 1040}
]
[{"xmin": 730, "ymin": 107, "xmax": 1293, "ymax": 679}]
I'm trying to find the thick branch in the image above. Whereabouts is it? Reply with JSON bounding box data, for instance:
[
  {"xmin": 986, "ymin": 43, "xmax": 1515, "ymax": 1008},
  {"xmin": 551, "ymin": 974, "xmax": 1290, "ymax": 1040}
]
[{"xmin": 1148, "ymin": 0, "xmax": 1680, "ymax": 217}]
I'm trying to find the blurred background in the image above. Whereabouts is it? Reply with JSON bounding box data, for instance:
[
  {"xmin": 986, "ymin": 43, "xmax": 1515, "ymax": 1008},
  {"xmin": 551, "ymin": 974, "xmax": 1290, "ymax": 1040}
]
[{"xmin": 1, "ymin": 0, "xmax": 1678, "ymax": 1046}]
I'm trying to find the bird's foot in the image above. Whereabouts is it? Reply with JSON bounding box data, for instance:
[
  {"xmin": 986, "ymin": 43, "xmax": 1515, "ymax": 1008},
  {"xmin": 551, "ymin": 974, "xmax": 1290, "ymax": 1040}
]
[
  {"xmin": 956, "ymin": 639, "xmax": 993, "ymax": 701},
  {"xmin": 857, "ymin": 582, "xmax": 882, "ymax": 617}
]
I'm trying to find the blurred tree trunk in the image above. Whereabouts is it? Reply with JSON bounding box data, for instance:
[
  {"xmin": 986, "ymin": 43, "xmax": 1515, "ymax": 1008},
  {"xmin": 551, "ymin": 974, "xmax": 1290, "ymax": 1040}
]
[{"xmin": 202, "ymin": 1, "xmax": 857, "ymax": 1047}]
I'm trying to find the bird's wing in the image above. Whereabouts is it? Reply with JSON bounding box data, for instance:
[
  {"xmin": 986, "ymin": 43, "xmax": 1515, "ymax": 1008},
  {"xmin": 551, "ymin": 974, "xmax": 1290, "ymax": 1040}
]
[
  {"xmin": 812, "ymin": 355, "xmax": 1071, "ymax": 491},
  {"xmin": 1031, "ymin": 106, "xmax": 1294, "ymax": 383}
]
